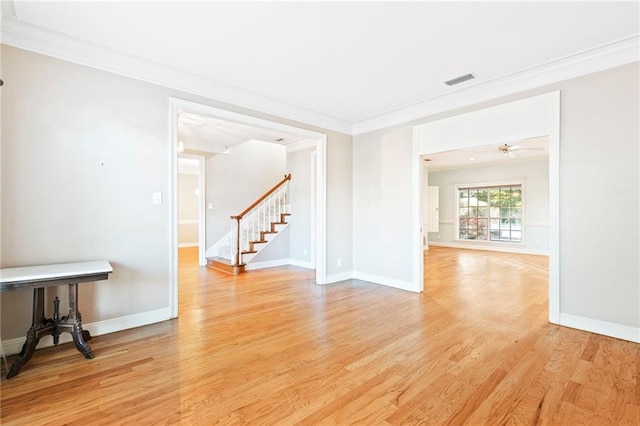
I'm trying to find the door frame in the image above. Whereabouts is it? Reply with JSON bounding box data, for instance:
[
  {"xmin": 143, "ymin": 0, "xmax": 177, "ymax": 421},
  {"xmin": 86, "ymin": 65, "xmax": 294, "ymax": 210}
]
[
  {"xmin": 168, "ymin": 98, "xmax": 328, "ymax": 318},
  {"xmin": 413, "ymin": 91, "xmax": 561, "ymax": 324}
]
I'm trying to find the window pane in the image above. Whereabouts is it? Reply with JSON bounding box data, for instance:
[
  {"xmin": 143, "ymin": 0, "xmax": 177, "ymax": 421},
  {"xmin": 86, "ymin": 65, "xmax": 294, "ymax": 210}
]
[
  {"xmin": 477, "ymin": 219, "xmax": 488, "ymax": 240},
  {"xmin": 459, "ymin": 214, "xmax": 467, "ymax": 239},
  {"xmin": 457, "ymin": 183, "xmax": 523, "ymax": 243},
  {"xmin": 511, "ymin": 188, "xmax": 522, "ymax": 207},
  {"xmin": 490, "ymin": 189, "xmax": 500, "ymax": 206},
  {"xmin": 477, "ymin": 188, "xmax": 489, "ymax": 204},
  {"xmin": 459, "ymin": 189, "xmax": 468, "ymax": 202}
]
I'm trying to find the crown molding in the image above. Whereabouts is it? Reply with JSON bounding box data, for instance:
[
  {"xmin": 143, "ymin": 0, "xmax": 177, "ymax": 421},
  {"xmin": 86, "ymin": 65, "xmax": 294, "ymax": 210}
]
[
  {"xmin": 352, "ymin": 34, "xmax": 639, "ymax": 135},
  {"xmin": 1, "ymin": 11, "xmax": 637, "ymax": 137},
  {"xmin": 0, "ymin": 16, "xmax": 353, "ymax": 135}
]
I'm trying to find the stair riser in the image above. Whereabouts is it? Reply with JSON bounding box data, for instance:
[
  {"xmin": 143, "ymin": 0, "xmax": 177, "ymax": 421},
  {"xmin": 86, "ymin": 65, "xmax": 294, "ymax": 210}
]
[
  {"xmin": 206, "ymin": 207, "xmax": 291, "ymax": 273},
  {"xmin": 206, "ymin": 259, "xmax": 245, "ymax": 275}
]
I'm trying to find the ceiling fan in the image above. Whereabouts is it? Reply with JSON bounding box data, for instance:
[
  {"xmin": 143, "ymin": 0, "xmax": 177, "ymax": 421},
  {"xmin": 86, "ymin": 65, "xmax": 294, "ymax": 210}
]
[
  {"xmin": 497, "ymin": 143, "xmax": 521, "ymax": 155},
  {"xmin": 475, "ymin": 143, "xmax": 545, "ymax": 160}
]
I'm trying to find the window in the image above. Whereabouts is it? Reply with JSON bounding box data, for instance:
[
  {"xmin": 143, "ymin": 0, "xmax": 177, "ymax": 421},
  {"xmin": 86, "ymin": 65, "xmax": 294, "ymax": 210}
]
[{"xmin": 456, "ymin": 183, "xmax": 523, "ymax": 243}]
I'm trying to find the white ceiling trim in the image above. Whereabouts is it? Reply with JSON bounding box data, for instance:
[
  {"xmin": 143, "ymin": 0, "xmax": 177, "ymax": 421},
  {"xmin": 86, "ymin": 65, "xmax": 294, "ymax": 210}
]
[
  {"xmin": 0, "ymin": 15, "xmax": 353, "ymax": 135},
  {"xmin": 353, "ymin": 34, "xmax": 639, "ymax": 135},
  {"xmin": 1, "ymin": 13, "xmax": 638, "ymax": 136}
]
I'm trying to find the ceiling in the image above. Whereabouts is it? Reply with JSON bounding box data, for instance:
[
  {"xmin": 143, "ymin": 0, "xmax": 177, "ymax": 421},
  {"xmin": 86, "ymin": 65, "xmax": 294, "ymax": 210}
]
[
  {"xmin": 2, "ymin": 2, "xmax": 638, "ymax": 134},
  {"xmin": 424, "ymin": 136, "xmax": 549, "ymax": 171},
  {"xmin": 177, "ymin": 109, "xmax": 305, "ymax": 155}
]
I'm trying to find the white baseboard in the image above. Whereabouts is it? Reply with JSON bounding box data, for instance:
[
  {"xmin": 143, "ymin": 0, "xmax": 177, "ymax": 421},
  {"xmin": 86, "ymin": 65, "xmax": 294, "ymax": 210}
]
[
  {"xmin": 323, "ymin": 270, "xmax": 418, "ymax": 292},
  {"xmin": 245, "ymin": 258, "xmax": 315, "ymax": 271},
  {"xmin": 245, "ymin": 258, "xmax": 290, "ymax": 271},
  {"xmin": 428, "ymin": 241, "xmax": 549, "ymax": 256},
  {"xmin": 325, "ymin": 271, "xmax": 353, "ymax": 284},
  {"xmin": 559, "ymin": 313, "xmax": 640, "ymax": 343},
  {"xmin": 178, "ymin": 242, "xmax": 199, "ymax": 248},
  {"xmin": 1, "ymin": 308, "xmax": 171, "ymax": 356},
  {"xmin": 352, "ymin": 271, "xmax": 418, "ymax": 293},
  {"xmin": 288, "ymin": 258, "xmax": 314, "ymax": 269}
]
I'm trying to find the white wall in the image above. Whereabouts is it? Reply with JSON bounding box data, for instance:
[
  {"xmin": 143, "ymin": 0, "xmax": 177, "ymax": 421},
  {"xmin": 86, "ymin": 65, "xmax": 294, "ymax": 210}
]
[
  {"xmin": 205, "ymin": 139, "xmax": 286, "ymax": 246},
  {"xmin": 353, "ymin": 126, "xmax": 414, "ymax": 288},
  {"xmin": 428, "ymin": 159, "xmax": 549, "ymax": 253},
  {"xmin": 178, "ymin": 173, "xmax": 199, "ymax": 246},
  {"xmin": 1, "ymin": 45, "xmax": 353, "ymax": 344},
  {"xmin": 353, "ymin": 62, "xmax": 639, "ymax": 334},
  {"xmin": 287, "ymin": 147, "xmax": 314, "ymax": 267},
  {"xmin": 326, "ymin": 132, "xmax": 354, "ymax": 280},
  {"xmin": 557, "ymin": 63, "xmax": 638, "ymax": 330},
  {"xmin": 1, "ymin": 46, "xmax": 172, "ymax": 336}
]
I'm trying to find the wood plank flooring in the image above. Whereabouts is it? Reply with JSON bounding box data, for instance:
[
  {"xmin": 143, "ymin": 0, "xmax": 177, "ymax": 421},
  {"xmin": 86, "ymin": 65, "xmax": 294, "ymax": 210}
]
[{"xmin": 1, "ymin": 247, "xmax": 638, "ymax": 425}]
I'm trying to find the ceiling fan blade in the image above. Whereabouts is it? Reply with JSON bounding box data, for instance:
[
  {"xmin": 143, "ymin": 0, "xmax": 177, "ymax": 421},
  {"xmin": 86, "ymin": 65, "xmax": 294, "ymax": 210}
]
[{"xmin": 517, "ymin": 147, "xmax": 545, "ymax": 151}]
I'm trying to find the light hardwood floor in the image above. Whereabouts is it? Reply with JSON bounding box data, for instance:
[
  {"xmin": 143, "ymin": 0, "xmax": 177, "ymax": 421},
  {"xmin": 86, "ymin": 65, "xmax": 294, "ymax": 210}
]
[{"xmin": 1, "ymin": 247, "xmax": 638, "ymax": 425}]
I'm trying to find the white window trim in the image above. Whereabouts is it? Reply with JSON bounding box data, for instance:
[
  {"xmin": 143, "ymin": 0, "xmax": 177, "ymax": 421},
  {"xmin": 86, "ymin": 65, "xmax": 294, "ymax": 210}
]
[{"xmin": 454, "ymin": 179, "xmax": 526, "ymax": 244}]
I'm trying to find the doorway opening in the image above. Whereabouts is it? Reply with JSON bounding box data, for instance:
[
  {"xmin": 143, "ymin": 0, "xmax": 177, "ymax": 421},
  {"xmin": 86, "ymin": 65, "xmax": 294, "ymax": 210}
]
[
  {"xmin": 168, "ymin": 98, "xmax": 328, "ymax": 318},
  {"xmin": 413, "ymin": 91, "xmax": 560, "ymax": 324},
  {"xmin": 177, "ymin": 155, "xmax": 206, "ymax": 265}
]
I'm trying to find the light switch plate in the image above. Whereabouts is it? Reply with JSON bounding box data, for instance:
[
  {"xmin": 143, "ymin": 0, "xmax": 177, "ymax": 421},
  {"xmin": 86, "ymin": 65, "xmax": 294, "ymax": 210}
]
[{"xmin": 152, "ymin": 192, "xmax": 162, "ymax": 205}]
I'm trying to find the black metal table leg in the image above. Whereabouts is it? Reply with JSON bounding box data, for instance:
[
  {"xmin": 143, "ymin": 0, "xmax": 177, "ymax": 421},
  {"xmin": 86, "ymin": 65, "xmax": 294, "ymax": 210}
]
[
  {"xmin": 66, "ymin": 283, "xmax": 94, "ymax": 359},
  {"xmin": 7, "ymin": 288, "xmax": 47, "ymax": 379}
]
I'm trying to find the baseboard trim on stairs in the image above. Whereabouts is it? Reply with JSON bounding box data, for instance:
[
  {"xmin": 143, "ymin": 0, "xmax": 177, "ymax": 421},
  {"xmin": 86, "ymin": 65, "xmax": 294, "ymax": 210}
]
[{"xmin": 1, "ymin": 307, "xmax": 171, "ymax": 356}]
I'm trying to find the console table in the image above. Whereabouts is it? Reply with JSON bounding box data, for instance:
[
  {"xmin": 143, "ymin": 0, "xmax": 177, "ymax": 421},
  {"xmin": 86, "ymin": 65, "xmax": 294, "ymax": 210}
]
[{"xmin": 0, "ymin": 260, "xmax": 112, "ymax": 378}]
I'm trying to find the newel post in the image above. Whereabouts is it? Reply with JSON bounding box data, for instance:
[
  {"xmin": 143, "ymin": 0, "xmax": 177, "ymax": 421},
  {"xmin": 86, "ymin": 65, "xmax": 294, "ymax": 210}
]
[{"xmin": 232, "ymin": 216, "xmax": 241, "ymax": 266}]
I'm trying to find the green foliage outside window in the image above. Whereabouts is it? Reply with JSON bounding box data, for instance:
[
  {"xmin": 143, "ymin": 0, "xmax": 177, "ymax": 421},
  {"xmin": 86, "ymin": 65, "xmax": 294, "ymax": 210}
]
[{"xmin": 458, "ymin": 184, "xmax": 522, "ymax": 242}]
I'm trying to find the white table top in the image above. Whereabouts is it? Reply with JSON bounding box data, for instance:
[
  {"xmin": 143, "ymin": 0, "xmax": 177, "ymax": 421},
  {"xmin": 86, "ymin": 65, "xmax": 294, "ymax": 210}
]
[{"xmin": 0, "ymin": 261, "xmax": 113, "ymax": 284}]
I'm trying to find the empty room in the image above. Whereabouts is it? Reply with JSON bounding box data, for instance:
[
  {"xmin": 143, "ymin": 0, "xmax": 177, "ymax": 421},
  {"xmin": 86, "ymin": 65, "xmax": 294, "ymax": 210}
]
[{"xmin": 1, "ymin": 2, "xmax": 638, "ymax": 424}]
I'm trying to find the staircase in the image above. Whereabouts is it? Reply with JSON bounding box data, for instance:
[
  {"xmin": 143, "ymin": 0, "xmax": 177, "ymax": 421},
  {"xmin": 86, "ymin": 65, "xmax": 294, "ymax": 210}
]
[{"xmin": 206, "ymin": 174, "xmax": 291, "ymax": 275}]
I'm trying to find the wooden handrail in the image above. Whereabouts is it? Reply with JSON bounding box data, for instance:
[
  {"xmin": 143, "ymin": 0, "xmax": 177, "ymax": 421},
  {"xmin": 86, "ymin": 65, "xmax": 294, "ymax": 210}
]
[{"xmin": 231, "ymin": 174, "xmax": 291, "ymax": 220}]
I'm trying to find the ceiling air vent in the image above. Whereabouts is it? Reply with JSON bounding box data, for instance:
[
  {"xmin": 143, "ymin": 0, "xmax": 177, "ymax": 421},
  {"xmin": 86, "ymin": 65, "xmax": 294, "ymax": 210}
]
[{"xmin": 445, "ymin": 73, "xmax": 476, "ymax": 86}]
